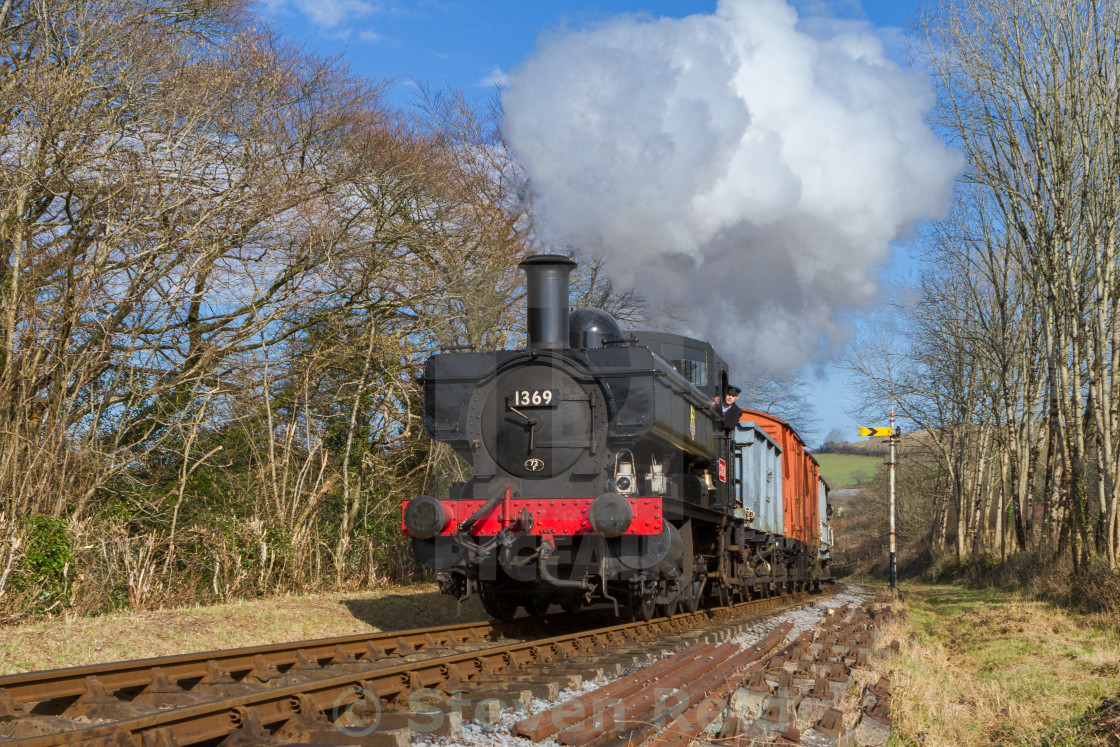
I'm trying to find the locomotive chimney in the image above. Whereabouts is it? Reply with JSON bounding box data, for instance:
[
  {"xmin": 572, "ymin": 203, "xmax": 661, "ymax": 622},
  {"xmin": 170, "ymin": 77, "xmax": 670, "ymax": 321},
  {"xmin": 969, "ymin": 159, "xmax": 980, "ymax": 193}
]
[{"xmin": 520, "ymin": 254, "xmax": 576, "ymax": 349}]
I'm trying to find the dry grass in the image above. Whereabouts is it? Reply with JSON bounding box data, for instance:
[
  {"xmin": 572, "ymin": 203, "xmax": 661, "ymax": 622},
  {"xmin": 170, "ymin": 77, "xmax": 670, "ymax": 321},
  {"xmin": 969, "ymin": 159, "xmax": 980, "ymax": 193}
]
[
  {"xmin": 6, "ymin": 579, "xmax": 1118, "ymax": 746},
  {"xmin": 0, "ymin": 583, "xmax": 487, "ymax": 675},
  {"xmin": 882, "ymin": 584, "xmax": 1120, "ymax": 746}
]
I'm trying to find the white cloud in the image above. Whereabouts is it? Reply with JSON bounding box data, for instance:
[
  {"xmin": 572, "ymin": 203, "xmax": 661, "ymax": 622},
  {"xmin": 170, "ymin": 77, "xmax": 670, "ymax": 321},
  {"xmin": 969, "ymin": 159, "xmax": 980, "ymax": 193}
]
[
  {"xmin": 477, "ymin": 66, "xmax": 507, "ymax": 88},
  {"xmin": 358, "ymin": 30, "xmax": 384, "ymax": 42},
  {"xmin": 266, "ymin": 0, "xmax": 377, "ymax": 29},
  {"xmin": 502, "ymin": 0, "xmax": 959, "ymax": 374}
]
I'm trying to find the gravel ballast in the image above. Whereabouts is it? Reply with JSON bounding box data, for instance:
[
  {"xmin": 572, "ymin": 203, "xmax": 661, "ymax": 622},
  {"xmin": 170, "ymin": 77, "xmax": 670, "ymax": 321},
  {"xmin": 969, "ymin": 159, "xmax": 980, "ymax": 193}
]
[{"xmin": 414, "ymin": 584, "xmax": 873, "ymax": 747}]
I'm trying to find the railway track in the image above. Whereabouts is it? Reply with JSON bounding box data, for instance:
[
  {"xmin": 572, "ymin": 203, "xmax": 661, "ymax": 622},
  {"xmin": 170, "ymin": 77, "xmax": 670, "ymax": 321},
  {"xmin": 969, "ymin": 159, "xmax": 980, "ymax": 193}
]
[
  {"xmin": 0, "ymin": 610, "xmax": 611, "ymax": 743},
  {"xmin": 513, "ymin": 587, "xmax": 896, "ymax": 746},
  {"xmin": 0, "ymin": 590, "xmax": 829, "ymax": 746},
  {"xmin": 0, "ymin": 610, "xmax": 607, "ymax": 711}
]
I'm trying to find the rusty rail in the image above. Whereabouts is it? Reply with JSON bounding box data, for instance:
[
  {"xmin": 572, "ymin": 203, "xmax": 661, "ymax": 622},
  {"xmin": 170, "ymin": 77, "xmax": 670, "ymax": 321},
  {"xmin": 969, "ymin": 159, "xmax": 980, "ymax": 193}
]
[
  {"xmin": 1, "ymin": 590, "xmax": 826, "ymax": 745},
  {"xmin": 0, "ymin": 608, "xmax": 611, "ymax": 707}
]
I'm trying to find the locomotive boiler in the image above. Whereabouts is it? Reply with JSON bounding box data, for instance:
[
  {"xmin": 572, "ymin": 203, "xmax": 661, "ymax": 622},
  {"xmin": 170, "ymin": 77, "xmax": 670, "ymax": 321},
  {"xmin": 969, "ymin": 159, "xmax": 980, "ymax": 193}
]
[{"xmin": 402, "ymin": 254, "xmax": 831, "ymax": 620}]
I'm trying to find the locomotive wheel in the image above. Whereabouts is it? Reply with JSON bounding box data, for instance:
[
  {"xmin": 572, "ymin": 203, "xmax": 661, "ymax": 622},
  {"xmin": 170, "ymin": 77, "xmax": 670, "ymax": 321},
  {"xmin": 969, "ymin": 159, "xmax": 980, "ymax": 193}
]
[
  {"xmin": 528, "ymin": 597, "xmax": 551, "ymax": 618},
  {"xmin": 561, "ymin": 596, "xmax": 583, "ymax": 614},
  {"xmin": 658, "ymin": 596, "xmax": 678, "ymax": 618},
  {"xmin": 479, "ymin": 589, "xmax": 519, "ymax": 621},
  {"xmin": 681, "ymin": 578, "xmax": 703, "ymax": 614},
  {"xmin": 630, "ymin": 592, "xmax": 656, "ymax": 622}
]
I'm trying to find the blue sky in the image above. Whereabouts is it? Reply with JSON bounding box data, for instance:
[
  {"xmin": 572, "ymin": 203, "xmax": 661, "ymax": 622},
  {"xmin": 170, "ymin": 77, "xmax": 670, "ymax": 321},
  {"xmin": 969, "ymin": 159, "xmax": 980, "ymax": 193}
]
[
  {"xmin": 260, "ymin": 1, "xmax": 923, "ymax": 101},
  {"xmin": 257, "ymin": 0, "xmax": 934, "ymax": 445}
]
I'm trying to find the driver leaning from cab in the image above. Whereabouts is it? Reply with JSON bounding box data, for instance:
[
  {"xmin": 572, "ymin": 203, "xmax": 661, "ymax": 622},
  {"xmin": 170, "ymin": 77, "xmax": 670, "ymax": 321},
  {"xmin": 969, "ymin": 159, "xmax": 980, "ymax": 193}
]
[{"xmin": 714, "ymin": 385, "xmax": 742, "ymax": 430}]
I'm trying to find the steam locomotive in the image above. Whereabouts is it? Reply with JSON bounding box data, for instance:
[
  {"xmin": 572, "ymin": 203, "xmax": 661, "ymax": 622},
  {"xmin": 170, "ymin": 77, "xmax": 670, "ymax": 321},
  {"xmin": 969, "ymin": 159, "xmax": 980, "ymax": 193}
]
[{"xmin": 402, "ymin": 254, "xmax": 832, "ymax": 620}]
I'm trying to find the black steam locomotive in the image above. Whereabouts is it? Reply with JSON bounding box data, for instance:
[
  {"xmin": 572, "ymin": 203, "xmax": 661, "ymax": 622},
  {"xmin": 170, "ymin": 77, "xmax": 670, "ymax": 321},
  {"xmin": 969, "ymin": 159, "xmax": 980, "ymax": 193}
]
[{"xmin": 402, "ymin": 255, "xmax": 830, "ymax": 620}]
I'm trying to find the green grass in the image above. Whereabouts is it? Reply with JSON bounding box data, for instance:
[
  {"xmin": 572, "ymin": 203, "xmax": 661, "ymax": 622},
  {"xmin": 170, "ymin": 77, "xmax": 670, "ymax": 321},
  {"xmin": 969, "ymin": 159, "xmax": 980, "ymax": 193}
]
[
  {"xmin": 887, "ymin": 583, "xmax": 1120, "ymax": 746},
  {"xmin": 814, "ymin": 453, "xmax": 881, "ymax": 488}
]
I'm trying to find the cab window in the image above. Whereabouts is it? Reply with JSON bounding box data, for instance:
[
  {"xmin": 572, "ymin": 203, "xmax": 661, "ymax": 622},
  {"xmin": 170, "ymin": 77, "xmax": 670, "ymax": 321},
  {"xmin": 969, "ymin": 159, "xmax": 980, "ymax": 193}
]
[{"xmin": 661, "ymin": 343, "xmax": 708, "ymax": 387}]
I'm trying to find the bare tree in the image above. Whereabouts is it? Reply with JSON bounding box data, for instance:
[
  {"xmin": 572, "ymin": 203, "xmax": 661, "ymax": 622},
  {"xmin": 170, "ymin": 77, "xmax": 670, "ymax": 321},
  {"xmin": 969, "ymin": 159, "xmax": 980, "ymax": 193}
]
[
  {"xmin": 0, "ymin": 0, "xmax": 523, "ymax": 611},
  {"xmin": 845, "ymin": 0, "xmax": 1120, "ymax": 574}
]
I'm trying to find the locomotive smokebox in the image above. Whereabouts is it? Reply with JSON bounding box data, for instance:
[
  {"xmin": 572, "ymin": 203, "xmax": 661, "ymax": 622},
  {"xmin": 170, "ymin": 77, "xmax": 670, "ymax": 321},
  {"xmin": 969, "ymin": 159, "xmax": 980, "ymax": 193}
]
[{"xmin": 520, "ymin": 254, "xmax": 576, "ymax": 349}]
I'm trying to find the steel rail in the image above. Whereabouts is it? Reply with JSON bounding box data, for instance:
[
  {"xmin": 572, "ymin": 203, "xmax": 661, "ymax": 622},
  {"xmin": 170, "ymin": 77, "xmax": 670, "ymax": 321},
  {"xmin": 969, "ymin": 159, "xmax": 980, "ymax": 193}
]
[
  {"xmin": 2, "ymin": 592, "xmax": 822, "ymax": 746},
  {"xmin": 0, "ymin": 609, "xmax": 613, "ymax": 706}
]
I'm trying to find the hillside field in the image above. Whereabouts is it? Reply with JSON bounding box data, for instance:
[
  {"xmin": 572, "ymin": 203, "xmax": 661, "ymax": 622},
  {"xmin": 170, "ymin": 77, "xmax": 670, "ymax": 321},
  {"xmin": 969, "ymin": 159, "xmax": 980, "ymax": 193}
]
[{"xmin": 813, "ymin": 453, "xmax": 882, "ymax": 488}]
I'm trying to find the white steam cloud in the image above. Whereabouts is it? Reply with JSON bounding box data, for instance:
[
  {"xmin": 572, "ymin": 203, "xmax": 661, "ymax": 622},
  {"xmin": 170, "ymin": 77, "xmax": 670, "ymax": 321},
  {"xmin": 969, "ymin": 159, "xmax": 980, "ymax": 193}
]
[{"xmin": 502, "ymin": 0, "xmax": 958, "ymax": 372}]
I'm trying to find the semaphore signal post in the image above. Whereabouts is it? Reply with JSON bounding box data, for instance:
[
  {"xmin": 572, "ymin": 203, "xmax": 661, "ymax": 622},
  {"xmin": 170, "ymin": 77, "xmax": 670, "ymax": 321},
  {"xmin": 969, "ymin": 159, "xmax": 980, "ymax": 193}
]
[{"xmin": 859, "ymin": 412, "xmax": 900, "ymax": 592}]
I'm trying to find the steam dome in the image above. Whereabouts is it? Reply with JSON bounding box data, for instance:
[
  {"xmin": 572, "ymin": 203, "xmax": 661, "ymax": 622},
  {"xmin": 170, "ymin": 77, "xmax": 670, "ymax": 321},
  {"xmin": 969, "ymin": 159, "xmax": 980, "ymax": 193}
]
[{"xmin": 569, "ymin": 307, "xmax": 622, "ymax": 349}]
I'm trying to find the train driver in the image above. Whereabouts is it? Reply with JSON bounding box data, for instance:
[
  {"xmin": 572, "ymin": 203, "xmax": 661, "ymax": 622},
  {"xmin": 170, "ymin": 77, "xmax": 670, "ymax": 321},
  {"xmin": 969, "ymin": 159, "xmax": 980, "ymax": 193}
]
[{"xmin": 715, "ymin": 385, "xmax": 742, "ymax": 430}]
